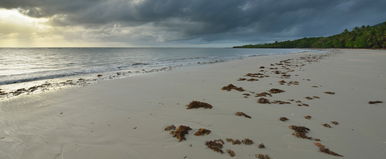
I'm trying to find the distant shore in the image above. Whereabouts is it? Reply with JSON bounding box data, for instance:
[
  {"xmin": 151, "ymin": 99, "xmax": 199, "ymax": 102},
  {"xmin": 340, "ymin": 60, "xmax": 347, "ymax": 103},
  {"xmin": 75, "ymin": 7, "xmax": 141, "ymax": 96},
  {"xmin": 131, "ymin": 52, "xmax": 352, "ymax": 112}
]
[{"xmin": 0, "ymin": 49, "xmax": 385, "ymax": 159}]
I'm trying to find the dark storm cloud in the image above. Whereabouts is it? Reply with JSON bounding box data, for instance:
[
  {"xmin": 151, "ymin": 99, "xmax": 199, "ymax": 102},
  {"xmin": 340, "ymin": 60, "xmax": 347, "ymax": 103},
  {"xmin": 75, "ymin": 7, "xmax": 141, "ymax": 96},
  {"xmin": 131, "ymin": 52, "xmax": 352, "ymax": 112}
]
[{"xmin": 1, "ymin": 0, "xmax": 385, "ymax": 44}]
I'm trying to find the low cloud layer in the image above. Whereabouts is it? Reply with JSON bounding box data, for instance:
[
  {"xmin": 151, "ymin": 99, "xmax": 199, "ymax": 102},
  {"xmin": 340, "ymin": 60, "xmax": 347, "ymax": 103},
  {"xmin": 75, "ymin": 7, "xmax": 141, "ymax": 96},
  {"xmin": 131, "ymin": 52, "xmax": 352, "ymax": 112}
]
[{"xmin": 1, "ymin": 0, "xmax": 385, "ymax": 46}]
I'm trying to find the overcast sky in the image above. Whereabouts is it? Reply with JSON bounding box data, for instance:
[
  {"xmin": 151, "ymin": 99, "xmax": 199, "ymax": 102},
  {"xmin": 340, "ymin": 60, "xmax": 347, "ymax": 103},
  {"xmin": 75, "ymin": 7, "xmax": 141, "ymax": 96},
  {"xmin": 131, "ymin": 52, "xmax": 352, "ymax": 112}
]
[{"xmin": 0, "ymin": 0, "xmax": 385, "ymax": 47}]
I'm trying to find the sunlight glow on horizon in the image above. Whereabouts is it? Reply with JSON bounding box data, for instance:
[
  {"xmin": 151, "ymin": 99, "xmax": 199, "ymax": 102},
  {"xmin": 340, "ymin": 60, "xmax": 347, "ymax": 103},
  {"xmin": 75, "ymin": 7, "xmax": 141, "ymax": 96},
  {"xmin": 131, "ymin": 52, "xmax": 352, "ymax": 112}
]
[{"xmin": 0, "ymin": 8, "xmax": 106, "ymax": 47}]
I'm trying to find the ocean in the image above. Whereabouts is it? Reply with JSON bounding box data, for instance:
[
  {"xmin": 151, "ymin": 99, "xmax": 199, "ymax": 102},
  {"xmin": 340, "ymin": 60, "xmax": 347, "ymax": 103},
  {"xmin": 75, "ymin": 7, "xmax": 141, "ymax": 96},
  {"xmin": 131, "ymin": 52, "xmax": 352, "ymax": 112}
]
[{"xmin": 0, "ymin": 48, "xmax": 312, "ymax": 97}]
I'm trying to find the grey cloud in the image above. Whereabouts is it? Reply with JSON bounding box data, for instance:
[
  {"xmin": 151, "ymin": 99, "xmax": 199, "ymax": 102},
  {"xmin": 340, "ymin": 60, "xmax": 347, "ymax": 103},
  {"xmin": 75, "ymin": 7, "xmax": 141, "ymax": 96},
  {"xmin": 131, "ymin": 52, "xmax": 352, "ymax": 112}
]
[{"xmin": 1, "ymin": 0, "xmax": 385, "ymax": 45}]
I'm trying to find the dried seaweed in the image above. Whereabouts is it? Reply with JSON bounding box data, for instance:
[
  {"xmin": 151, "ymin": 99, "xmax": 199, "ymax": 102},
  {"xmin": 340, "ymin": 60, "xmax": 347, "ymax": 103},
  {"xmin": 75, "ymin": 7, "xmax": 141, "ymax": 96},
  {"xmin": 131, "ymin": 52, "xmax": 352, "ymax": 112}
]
[
  {"xmin": 235, "ymin": 112, "xmax": 252, "ymax": 119},
  {"xmin": 280, "ymin": 117, "xmax": 289, "ymax": 121},
  {"xmin": 226, "ymin": 149, "xmax": 236, "ymax": 157},
  {"xmin": 205, "ymin": 139, "xmax": 225, "ymax": 153},
  {"xmin": 194, "ymin": 128, "xmax": 211, "ymax": 136},
  {"xmin": 242, "ymin": 138, "xmax": 254, "ymax": 145},
  {"xmin": 222, "ymin": 84, "xmax": 245, "ymax": 92},
  {"xmin": 171, "ymin": 125, "xmax": 192, "ymax": 142},
  {"xmin": 369, "ymin": 101, "xmax": 383, "ymax": 104},
  {"xmin": 258, "ymin": 98, "xmax": 271, "ymax": 104},
  {"xmin": 186, "ymin": 101, "xmax": 213, "ymax": 109},
  {"xmin": 269, "ymin": 88, "xmax": 285, "ymax": 94},
  {"xmin": 314, "ymin": 142, "xmax": 343, "ymax": 157},
  {"xmin": 256, "ymin": 154, "xmax": 271, "ymax": 159},
  {"xmin": 164, "ymin": 125, "xmax": 176, "ymax": 131}
]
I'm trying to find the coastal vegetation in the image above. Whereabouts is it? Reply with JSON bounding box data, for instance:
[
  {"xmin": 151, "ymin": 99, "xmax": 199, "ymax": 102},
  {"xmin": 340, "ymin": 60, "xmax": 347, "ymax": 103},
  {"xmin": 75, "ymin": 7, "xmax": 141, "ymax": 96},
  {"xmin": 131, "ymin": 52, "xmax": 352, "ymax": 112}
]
[{"xmin": 235, "ymin": 21, "xmax": 385, "ymax": 48}]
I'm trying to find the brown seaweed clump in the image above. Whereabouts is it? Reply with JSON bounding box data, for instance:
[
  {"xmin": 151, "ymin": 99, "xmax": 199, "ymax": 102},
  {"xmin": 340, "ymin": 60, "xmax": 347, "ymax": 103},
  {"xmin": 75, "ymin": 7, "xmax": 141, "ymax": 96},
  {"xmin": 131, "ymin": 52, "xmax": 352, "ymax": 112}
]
[
  {"xmin": 258, "ymin": 98, "xmax": 271, "ymax": 104},
  {"xmin": 322, "ymin": 123, "xmax": 332, "ymax": 128},
  {"xmin": 226, "ymin": 149, "xmax": 236, "ymax": 157},
  {"xmin": 287, "ymin": 81, "xmax": 299, "ymax": 86},
  {"xmin": 242, "ymin": 138, "xmax": 254, "ymax": 145},
  {"xmin": 280, "ymin": 117, "xmax": 289, "ymax": 121},
  {"xmin": 171, "ymin": 125, "xmax": 192, "ymax": 142},
  {"xmin": 186, "ymin": 101, "xmax": 213, "ymax": 109},
  {"xmin": 226, "ymin": 138, "xmax": 242, "ymax": 145},
  {"xmin": 256, "ymin": 92, "xmax": 272, "ymax": 97},
  {"xmin": 258, "ymin": 143, "xmax": 266, "ymax": 149},
  {"xmin": 247, "ymin": 78, "xmax": 259, "ymax": 81},
  {"xmin": 331, "ymin": 121, "xmax": 339, "ymax": 125},
  {"xmin": 222, "ymin": 84, "xmax": 245, "ymax": 92},
  {"xmin": 305, "ymin": 96, "xmax": 313, "ymax": 100},
  {"xmin": 289, "ymin": 125, "xmax": 312, "ymax": 140},
  {"xmin": 324, "ymin": 91, "xmax": 335, "ymax": 95},
  {"xmin": 278, "ymin": 80, "xmax": 286, "ymax": 85},
  {"xmin": 235, "ymin": 112, "xmax": 252, "ymax": 119},
  {"xmin": 304, "ymin": 115, "xmax": 312, "ymax": 120},
  {"xmin": 205, "ymin": 139, "xmax": 225, "ymax": 153},
  {"xmin": 238, "ymin": 78, "xmax": 247, "ymax": 81},
  {"xmin": 164, "ymin": 125, "xmax": 176, "ymax": 131},
  {"xmin": 271, "ymin": 100, "xmax": 291, "ymax": 104},
  {"xmin": 245, "ymin": 73, "xmax": 264, "ymax": 77},
  {"xmin": 314, "ymin": 142, "xmax": 343, "ymax": 157},
  {"xmin": 256, "ymin": 154, "xmax": 271, "ymax": 159},
  {"xmin": 369, "ymin": 101, "xmax": 383, "ymax": 104},
  {"xmin": 194, "ymin": 128, "xmax": 211, "ymax": 136},
  {"xmin": 269, "ymin": 88, "xmax": 285, "ymax": 94}
]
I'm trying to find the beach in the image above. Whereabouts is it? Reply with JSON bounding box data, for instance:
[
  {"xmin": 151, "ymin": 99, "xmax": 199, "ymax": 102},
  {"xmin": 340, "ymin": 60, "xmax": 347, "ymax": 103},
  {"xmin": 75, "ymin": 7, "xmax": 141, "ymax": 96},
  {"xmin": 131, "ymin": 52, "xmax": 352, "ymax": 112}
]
[{"xmin": 0, "ymin": 49, "xmax": 385, "ymax": 159}]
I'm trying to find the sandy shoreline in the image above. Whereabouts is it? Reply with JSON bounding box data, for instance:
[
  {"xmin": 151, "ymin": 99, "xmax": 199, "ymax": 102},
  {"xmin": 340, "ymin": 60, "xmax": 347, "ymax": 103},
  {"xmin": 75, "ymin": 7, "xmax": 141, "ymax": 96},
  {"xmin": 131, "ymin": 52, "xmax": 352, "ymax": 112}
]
[{"xmin": 0, "ymin": 49, "xmax": 385, "ymax": 159}]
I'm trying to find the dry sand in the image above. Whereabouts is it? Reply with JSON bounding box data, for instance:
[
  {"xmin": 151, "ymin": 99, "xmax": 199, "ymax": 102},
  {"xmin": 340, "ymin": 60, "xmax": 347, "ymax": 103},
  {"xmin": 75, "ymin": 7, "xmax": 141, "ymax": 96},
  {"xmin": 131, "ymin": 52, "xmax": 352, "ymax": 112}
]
[{"xmin": 0, "ymin": 49, "xmax": 385, "ymax": 159}]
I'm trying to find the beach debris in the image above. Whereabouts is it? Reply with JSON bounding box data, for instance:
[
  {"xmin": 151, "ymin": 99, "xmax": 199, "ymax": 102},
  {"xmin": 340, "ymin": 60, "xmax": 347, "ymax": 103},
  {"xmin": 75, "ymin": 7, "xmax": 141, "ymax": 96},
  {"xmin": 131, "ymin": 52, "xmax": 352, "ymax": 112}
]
[
  {"xmin": 205, "ymin": 139, "xmax": 225, "ymax": 153},
  {"xmin": 258, "ymin": 98, "xmax": 271, "ymax": 104},
  {"xmin": 331, "ymin": 121, "xmax": 339, "ymax": 125},
  {"xmin": 271, "ymin": 100, "xmax": 291, "ymax": 104},
  {"xmin": 235, "ymin": 112, "xmax": 251, "ymax": 119},
  {"xmin": 245, "ymin": 73, "xmax": 264, "ymax": 78},
  {"xmin": 314, "ymin": 142, "xmax": 343, "ymax": 157},
  {"xmin": 97, "ymin": 74, "xmax": 103, "ymax": 77},
  {"xmin": 186, "ymin": 101, "xmax": 213, "ymax": 109},
  {"xmin": 164, "ymin": 125, "xmax": 176, "ymax": 131},
  {"xmin": 226, "ymin": 138, "xmax": 242, "ymax": 145},
  {"xmin": 11, "ymin": 88, "xmax": 28, "ymax": 96},
  {"xmin": 238, "ymin": 78, "xmax": 247, "ymax": 81},
  {"xmin": 289, "ymin": 125, "xmax": 312, "ymax": 140},
  {"xmin": 278, "ymin": 80, "xmax": 286, "ymax": 85},
  {"xmin": 280, "ymin": 117, "xmax": 289, "ymax": 121},
  {"xmin": 313, "ymin": 96, "xmax": 320, "ymax": 99},
  {"xmin": 304, "ymin": 115, "xmax": 312, "ymax": 120},
  {"xmin": 256, "ymin": 154, "xmax": 271, "ymax": 159},
  {"xmin": 269, "ymin": 88, "xmax": 285, "ymax": 94},
  {"xmin": 260, "ymin": 66, "xmax": 265, "ymax": 69},
  {"xmin": 242, "ymin": 138, "xmax": 254, "ymax": 145},
  {"xmin": 305, "ymin": 96, "xmax": 313, "ymax": 100},
  {"xmin": 194, "ymin": 128, "xmax": 211, "ymax": 136},
  {"xmin": 247, "ymin": 78, "xmax": 259, "ymax": 81},
  {"xmin": 312, "ymin": 85, "xmax": 319, "ymax": 88},
  {"xmin": 171, "ymin": 125, "xmax": 192, "ymax": 142},
  {"xmin": 369, "ymin": 101, "xmax": 383, "ymax": 104},
  {"xmin": 256, "ymin": 92, "xmax": 272, "ymax": 97},
  {"xmin": 221, "ymin": 84, "xmax": 245, "ymax": 92},
  {"xmin": 226, "ymin": 149, "xmax": 236, "ymax": 157},
  {"xmin": 0, "ymin": 90, "xmax": 7, "ymax": 96},
  {"xmin": 243, "ymin": 93, "xmax": 251, "ymax": 97},
  {"xmin": 322, "ymin": 123, "xmax": 332, "ymax": 128},
  {"xmin": 287, "ymin": 81, "xmax": 299, "ymax": 86},
  {"xmin": 324, "ymin": 91, "xmax": 335, "ymax": 95},
  {"xmin": 258, "ymin": 143, "xmax": 266, "ymax": 149}
]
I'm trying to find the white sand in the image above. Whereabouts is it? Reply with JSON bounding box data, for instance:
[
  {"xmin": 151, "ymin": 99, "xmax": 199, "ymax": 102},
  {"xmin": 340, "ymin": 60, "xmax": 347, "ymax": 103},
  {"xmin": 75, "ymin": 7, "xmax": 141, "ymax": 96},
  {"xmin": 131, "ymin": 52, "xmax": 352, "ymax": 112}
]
[{"xmin": 0, "ymin": 49, "xmax": 385, "ymax": 159}]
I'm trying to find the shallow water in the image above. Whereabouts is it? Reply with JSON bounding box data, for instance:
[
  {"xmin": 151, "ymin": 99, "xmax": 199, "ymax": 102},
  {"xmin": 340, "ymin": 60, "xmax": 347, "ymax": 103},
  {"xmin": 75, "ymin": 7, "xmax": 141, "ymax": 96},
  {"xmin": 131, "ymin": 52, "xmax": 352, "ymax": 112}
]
[{"xmin": 0, "ymin": 48, "xmax": 311, "ymax": 93}]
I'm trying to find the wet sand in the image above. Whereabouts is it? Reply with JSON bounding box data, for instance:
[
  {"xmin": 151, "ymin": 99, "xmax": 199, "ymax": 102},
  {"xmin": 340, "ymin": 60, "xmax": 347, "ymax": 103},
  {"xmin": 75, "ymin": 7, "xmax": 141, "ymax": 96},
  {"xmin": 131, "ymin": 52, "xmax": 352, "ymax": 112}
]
[{"xmin": 0, "ymin": 49, "xmax": 385, "ymax": 159}]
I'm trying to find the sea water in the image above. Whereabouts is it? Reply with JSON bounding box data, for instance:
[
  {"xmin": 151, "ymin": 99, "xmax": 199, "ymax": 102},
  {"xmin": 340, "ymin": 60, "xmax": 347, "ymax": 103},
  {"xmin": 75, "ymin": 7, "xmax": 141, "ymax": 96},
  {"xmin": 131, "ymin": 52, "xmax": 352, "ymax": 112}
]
[{"xmin": 0, "ymin": 48, "xmax": 313, "ymax": 94}]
